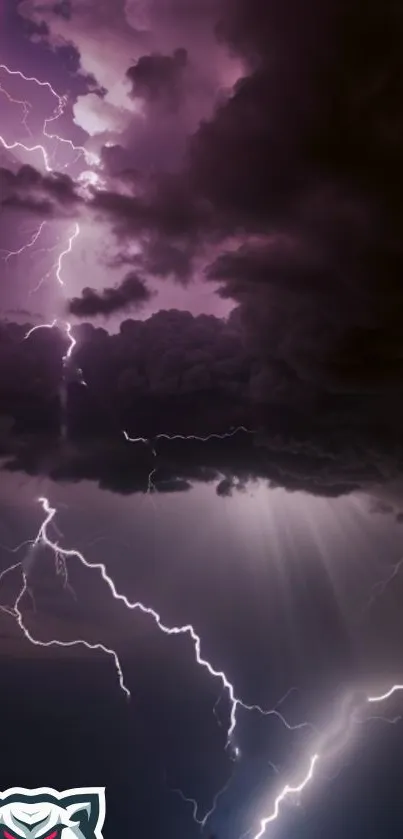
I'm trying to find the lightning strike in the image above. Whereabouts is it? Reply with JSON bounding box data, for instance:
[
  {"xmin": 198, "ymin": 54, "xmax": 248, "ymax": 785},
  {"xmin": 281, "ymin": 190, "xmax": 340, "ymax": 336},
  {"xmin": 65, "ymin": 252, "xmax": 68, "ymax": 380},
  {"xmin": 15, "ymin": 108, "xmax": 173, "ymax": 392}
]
[
  {"xmin": 2, "ymin": 222, "xmax": 46, "ymax": 262},
  {"xmin": 0, "ymin": 134, "xmax": 52, "ymax": 170},
  {"xmin": 23, "ymin": 319, "xmax": 58, "ymax": 341},
  {"xmin": 252, "ymin": 754, "xmax": 319, "ymax": 839},
  {"xmin": 0, "ymin": 64, "xmax": 100, "ymax": 168},
  {"xmin": 1, "ymin": 496, "xmax": 312, "ymax": 763},
  {"xmin": 0, "ymin": 82, "xmax": 32, "ymax": 136},
  {"xmin": 22, "ymin": 219, "xmax": 80, "ymax": 368},
  {"xmin": 123, "ymin": 426, "xmax": 256, "ymax": 496},
  {"xmin": 0, "ymin": 500, "xmax": 314, "ymax": 832},
  {"xmin": 171, "ymin": 775, "xmax": 232, "ymax": 828},
  {"xmin": 248, "ymin": 681, "xmax": 403, "ymax": 838},
  {"xmin": 13, "ymin": 572, "xmax": 127, "ymax": 696},
  {"xmin": 56, "ymin": 223, "xmax": 80, "ymax": 286},
  {"xmin": 155, "ymin": 426, "xmax": 255, "ymax": 442},
  {"xmin": 367, "ymin": 684, "xmax": 403, "ymax": 703},
  {"xmin": 0, "ymin": 503, "xmax": 128, "ymax": 696},
  {"xmin": 122, "ymin": 427, "xmax": 254, "ymax": 445},
  {"xmin": 1, "ymin": 64, "xmax": 99, "ymax": 412},
  {"xmin": 365, "ymin": 557, "xmax": 403, "ymax": 614}
]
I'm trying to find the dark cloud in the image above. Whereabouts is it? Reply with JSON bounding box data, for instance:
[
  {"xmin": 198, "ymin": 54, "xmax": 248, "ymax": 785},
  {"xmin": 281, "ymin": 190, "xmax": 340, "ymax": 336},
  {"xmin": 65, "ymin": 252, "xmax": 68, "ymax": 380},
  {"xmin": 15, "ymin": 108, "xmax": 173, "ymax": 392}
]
[
  {"xmin": 126, "ymin": 48, "xmax": 188, "ymax": 110},
  {"xmin": 1, "ymin": 418, "xmax": 400, "ymax": 499},
  {"xmin": 77, "ymin": 0, "xmax": 403, "ymax": 429},
  {"xmin": 51, "ymin": 1, "xmax": 72, "ymax": 21},
  {"xmin": 1, "ymin": 312, "xmax": 403, "ymax": 498},
  {"xmin": 216, "ymin": 477, "xmax": 233, "ymax": 496},
  {"xmin": 370, "ymin": 500, "xmax": 394, "ymax": 516},
  {"xmin": 0, "ymin": 165, "xmax": 81, "ymax": 217},
  {"xmin": 90, "ymin": 173, "xmax": 206, "ymax": 237},
  {"xmin": 108, "ymin": 238, "xmax": 194, "ymax": 282},
  {"xmin": 68, "ymin": 273, "xmax": 154, "ymax": 318}
]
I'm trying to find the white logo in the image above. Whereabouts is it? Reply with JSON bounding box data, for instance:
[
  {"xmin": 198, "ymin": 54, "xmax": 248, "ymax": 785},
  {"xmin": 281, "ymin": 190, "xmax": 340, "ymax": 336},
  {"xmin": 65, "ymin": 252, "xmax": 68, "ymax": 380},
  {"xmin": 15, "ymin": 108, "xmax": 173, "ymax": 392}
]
[{"xmin": 0, "ymin": 788, "xmax": 105, "ymax": 839}]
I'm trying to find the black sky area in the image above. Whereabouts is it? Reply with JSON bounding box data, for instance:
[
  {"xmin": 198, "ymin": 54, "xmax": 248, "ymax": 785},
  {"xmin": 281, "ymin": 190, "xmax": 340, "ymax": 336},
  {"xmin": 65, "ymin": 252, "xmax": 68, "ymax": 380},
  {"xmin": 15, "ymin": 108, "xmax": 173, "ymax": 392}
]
[{"xmin": 1, "ymin": 0, "xmax": 403, "ymax": 837}]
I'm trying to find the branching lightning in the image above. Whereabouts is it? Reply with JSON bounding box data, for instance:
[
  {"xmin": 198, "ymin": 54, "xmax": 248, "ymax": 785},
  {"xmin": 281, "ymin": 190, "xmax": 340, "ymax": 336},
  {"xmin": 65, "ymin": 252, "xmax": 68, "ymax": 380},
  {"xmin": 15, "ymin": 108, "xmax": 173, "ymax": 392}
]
[
  {"xmin": 171, "ymin": 776, "xmax": 233, "ymax": 828},
  {"xmin": 123, "ymin": 426, "xmax": 257, "ymax": 499},
  {"xmin": 248, "ymin": 685, "xmax": 403, "ymax": 838},
  {"xmin": 0, "ymin": 81, "xmax": 32, "ymax": 136},
  {"xmin": 0, "ymin": 64, "xmax": 100, "ymax": 168},
  {"xmin": 3, "ymin": 493, "xmax": 402, "ymax": 836},
  {"xmin": 0, "ymin": 132, "xmax": 53, "ymax": 170},
  {"xmin": 6, "ymin": 498, "xmax": 312, "ymax": 739},
  {"xmin": 0, "ymin": 64, "xmax": 84, "ymax": 371},
  {"xmin": 366, "ymin": 557, "xmax": 403, "ymax": 614},
  {"xmin": 0, "ymin": 60, "xmax": 98, "ymax": 376},
  {"xmin": 0, "ymin": 495, "xmax": 313, "ymax": 829},
  {"xmin": 252, "ymin": 754, "xmax": 320, "ymax": 839},
  {"xmin": 1, "ymin": 221, "xmax": 46, "ymax": 263}
]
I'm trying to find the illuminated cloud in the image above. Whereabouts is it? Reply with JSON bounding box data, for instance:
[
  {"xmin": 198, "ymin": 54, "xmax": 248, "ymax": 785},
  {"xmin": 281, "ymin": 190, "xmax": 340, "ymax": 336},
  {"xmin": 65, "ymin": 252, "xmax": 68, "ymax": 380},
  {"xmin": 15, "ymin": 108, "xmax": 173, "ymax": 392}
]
[
  {"xmin": 72, "ymin": 92, "xmax": 143, "ymax": 137},
  {"xmin": 18, "ymin": 0, "xmax": 243, "ymax": 150}
]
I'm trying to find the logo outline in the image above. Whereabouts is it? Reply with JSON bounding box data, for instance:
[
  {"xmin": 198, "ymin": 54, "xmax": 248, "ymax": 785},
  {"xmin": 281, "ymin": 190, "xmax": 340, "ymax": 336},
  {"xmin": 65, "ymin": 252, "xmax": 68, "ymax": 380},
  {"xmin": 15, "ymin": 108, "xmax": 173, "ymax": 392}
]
[{"xmin": 0, "ymin": 787, "xmax": 105, "ymax": 839}]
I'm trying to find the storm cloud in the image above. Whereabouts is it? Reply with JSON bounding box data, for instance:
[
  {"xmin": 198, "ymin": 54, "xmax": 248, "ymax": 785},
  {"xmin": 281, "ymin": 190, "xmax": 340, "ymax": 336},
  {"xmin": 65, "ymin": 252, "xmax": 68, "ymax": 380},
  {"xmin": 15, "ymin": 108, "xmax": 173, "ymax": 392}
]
[
  {"xmin": 2, "ymin": 0, "xmax": 403, "ymax": 471},
  {"xmin": 1, "ymin": 309, "xmax": 403, "ymax": 498},
  {"xmin": 68, "ymin": 272, "xmax": 154, "ymax": 317},
  {"xmin": 126, "ymin": 48, "xmax": 189, "ymax": 110},
  {"xmin": 0, "ymin": 165, "xmax": 81, "ymax": 217}
]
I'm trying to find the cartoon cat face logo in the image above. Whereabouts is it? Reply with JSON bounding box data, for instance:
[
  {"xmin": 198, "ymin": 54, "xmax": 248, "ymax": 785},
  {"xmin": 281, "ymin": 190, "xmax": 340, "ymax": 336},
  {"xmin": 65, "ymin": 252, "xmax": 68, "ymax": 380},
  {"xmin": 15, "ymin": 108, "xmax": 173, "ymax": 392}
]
[{"xmin": 0, "ymin": 788, "xmax": 105, "ymax": 839}]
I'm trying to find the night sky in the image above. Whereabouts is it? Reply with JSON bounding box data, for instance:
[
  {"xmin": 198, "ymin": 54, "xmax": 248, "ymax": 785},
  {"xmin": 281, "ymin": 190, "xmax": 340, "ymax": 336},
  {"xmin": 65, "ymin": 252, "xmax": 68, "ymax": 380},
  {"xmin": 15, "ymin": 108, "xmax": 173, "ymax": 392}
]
[{"xmin": 1, "ymin": 1, "xmax": 403, "ymax": 838}]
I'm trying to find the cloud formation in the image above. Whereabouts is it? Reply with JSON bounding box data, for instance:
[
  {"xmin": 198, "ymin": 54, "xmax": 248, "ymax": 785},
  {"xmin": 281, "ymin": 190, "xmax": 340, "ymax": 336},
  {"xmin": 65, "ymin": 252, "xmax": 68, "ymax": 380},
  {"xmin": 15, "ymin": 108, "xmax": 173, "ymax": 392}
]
[
  {"xmin": 68, "ymin": 272, "xmax": 154, "ymax": 317},
  {"xmin": 0, "ymin": 165, "xmax": 81, "ymax": 216},
  {"xmin": 1, "ymin": 310, "xmax": 403, "ymax": 499},
  {"xmin": 18, "ymin": 0, "xmax": 241, "ymax": 152},
  {"xmin": 126, "ymin": 48, "xmax": 189, "ymax": 110}
]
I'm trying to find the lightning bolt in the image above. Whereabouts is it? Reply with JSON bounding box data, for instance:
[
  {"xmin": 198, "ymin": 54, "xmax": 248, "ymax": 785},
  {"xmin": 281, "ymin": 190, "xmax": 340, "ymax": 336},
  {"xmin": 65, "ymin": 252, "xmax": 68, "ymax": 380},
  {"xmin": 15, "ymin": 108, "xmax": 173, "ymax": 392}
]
[
  {"xmin": 248, "ymin": 684, "xmax": 403, "ymax": 839},
  {"xmin": 123, "ymin": 426, "xmax": 254, "ymax": 446},
  {"xmin": 367, "ymin": 684, "xmax": 403, "ymax": 703},
  {"xmin": 0, "ymin": 503, "xmax": 127, "ymax": 697},
  {"xmin": 28, "ymin": 224, "xmax": 79, "ymax": 296},
  {"xmin": 19, "ymin": 499, "xmax": 311, "ymax": 739},
  {"xmin": 366, "ymin": 556, "xmax": 403, "ymax": 613},
  {"xmin": 0, "ymin": 494, "xmax": 314, "ymax": 829},
  {"xmin": 123, "ymin": 426, "xmax": 256, "ymax": 499},
  {"xmin": 55, "ymin": 223, "xmax": 80, "ymax": 287},
  {"xmin": 22, "ymin": 223, "xmax": 80, "ymax": 377},
  {"xmin": 0, "ymin": 133, "xmax": 52, "ymax": 170},
  {"xmin": 0, "ymin": 81, "xmax": 32, "ymax": 136},
  {"xmin": 1, "ymin": 221, "xmax": 46, "ymax": 263},
  {"xmin": 0, "ymin": 64, "xmax": 100, "ymax": 168},
  {"xmin": 0, "ymin": 63, "xmax": 85, "ymax": 375},
  {"xmin": 23, "ymin": 318, "xmax": 58, "ymax": 341},
  {"xmin": 170, "ymin": 775, "xmax": 233, "ymax": 828},
  {"xmin": 252, "ymin": 754, "xmax": 320, "ymax": 839}
]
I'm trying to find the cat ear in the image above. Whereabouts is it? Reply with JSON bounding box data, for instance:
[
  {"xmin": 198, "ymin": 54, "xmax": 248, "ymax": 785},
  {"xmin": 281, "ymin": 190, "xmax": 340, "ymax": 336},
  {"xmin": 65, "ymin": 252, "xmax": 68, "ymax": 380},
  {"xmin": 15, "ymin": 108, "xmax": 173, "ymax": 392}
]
[
  {"xmin": 65, "ymin": 801, "xmax": 91, "ymax": 822},
  {"xmin": 62, "ymin": 789, "xmax": 105, "ymax": 836}
]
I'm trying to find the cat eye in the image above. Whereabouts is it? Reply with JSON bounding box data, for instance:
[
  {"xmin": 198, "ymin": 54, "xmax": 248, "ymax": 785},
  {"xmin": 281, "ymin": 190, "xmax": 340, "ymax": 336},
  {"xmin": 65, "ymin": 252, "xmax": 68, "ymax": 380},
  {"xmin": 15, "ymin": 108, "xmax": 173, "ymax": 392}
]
[{"xmin": 3, "ymin": 829, "xmax": 62, "ymax": 839}]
